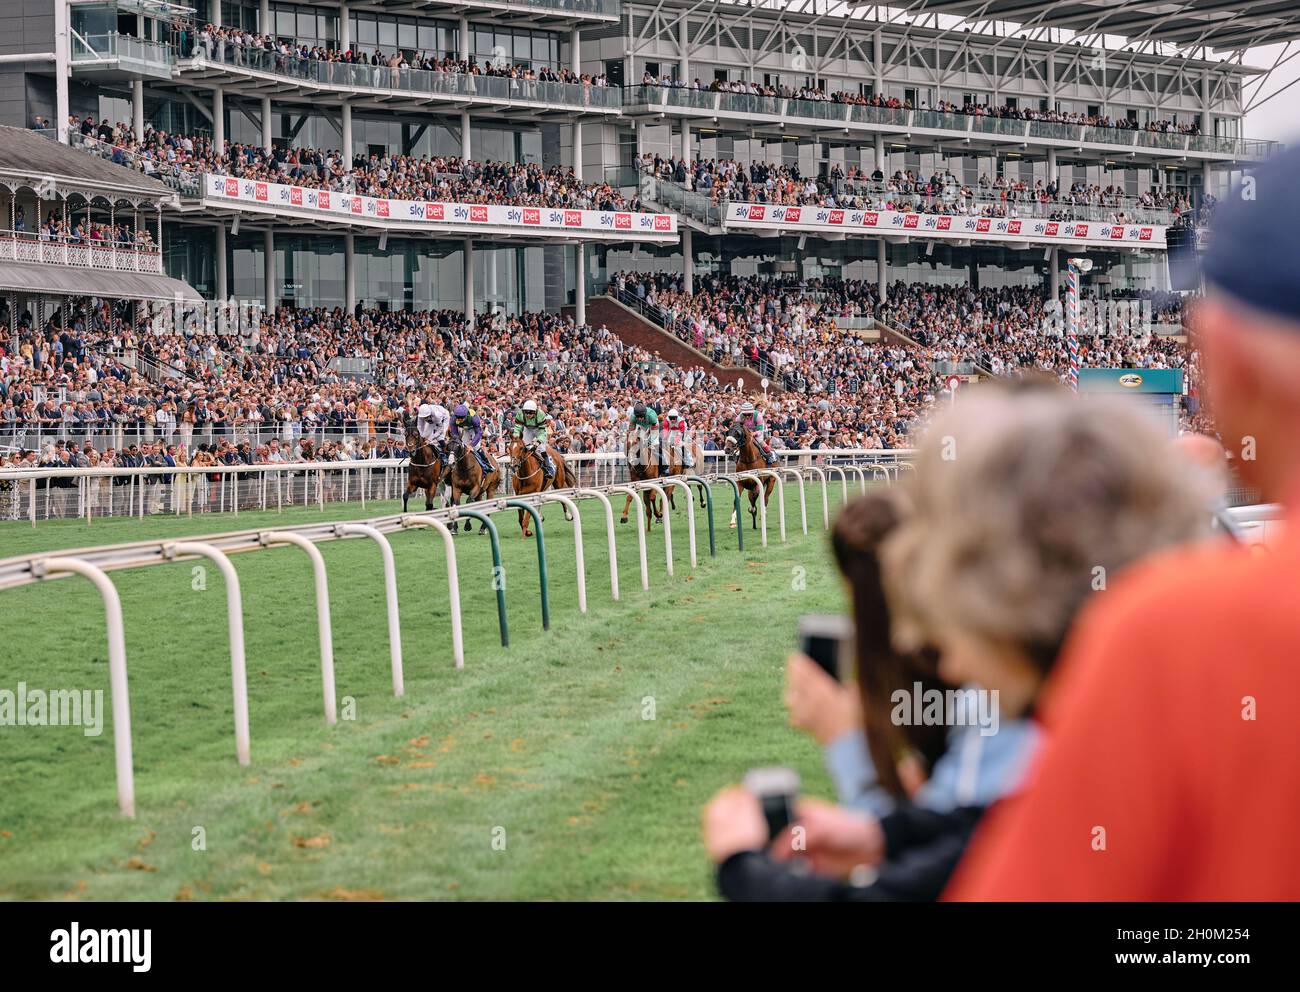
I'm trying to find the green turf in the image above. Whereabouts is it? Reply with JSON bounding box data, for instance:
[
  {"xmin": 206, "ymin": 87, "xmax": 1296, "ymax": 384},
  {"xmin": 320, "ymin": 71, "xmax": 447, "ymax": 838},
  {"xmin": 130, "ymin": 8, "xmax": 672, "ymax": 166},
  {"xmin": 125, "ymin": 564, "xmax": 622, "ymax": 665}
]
[{"xmin": 0, "ymin": 483, "xmax": 854, "ymax": 900}]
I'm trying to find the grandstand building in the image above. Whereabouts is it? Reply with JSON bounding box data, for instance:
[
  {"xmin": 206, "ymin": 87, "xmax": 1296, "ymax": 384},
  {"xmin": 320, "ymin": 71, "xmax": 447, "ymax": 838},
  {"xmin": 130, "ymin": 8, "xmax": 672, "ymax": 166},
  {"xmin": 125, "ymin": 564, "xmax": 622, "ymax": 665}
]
[{"xmin": 0, "ymin": 1, "xmax": 1285, "ymax": 315}]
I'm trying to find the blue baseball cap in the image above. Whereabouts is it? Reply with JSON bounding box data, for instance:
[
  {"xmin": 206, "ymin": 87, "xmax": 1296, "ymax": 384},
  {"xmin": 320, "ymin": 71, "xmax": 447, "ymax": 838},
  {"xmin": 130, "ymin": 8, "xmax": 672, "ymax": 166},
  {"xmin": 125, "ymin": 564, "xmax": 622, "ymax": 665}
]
[{"xmin": 1203, "ymin": 144, "xmax": 1300, "ymax": 323}]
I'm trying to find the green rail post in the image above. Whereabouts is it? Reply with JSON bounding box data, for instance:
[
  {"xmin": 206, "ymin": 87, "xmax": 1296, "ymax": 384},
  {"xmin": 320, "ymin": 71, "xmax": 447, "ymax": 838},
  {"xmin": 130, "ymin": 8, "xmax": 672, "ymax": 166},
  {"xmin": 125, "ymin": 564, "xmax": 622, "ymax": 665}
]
[
  {"xmin": 505, "ymin": 500, "xmax": 550, "ymax": 631},
  {"xmin": 453, "ymin": 508, "xmax": 509, "ymax": 647},
  {"xmin": 686, "ymin": 475, "xmax": 715, "ymax": 558},
  {"xmin": 715, "ymin": 475, "xmax": 743, "ymax": 552}
]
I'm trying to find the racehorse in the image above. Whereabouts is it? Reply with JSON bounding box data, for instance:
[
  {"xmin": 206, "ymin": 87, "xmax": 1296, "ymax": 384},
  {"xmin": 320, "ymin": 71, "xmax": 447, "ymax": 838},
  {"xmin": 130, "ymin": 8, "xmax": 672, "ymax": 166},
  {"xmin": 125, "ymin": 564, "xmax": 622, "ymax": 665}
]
[
  {"xmin": 620, "ymin": 428, "xmax": 662, "ymax": 531},
  {"xmin": 508, "ymin": 436, "xmax": 571, "ymax": 538},
  {"xmin": 444, "ymin": 434, "xmax": 501, "ymax": 534},
  {"xmin": 724, "ymin": 421, "xmax": 775, "ymax": 530},
  {"xmin": 402, "ymin": 416, "xmax": 444, "ymax": 513}
]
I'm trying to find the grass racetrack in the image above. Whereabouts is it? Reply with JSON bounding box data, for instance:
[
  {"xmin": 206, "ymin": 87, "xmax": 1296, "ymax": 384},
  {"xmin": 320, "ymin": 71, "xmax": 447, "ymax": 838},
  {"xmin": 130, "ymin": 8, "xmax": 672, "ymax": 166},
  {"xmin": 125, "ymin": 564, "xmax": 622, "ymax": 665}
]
[{"xmin": 0, "ymin": 483, "xmax": 849, "ymax": 900}]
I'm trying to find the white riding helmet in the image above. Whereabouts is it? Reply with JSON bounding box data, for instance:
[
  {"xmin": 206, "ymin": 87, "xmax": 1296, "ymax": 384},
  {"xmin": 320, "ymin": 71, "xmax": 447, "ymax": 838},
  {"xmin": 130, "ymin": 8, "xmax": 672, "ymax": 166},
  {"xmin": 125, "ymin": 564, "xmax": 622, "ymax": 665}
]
[
  {"xmin": 667, "ymin": 408, "xmax": 680, "ymax": 420},
  {"xmin": 522, "ymin": 399, "xmax": 538, "ymax": 414}
]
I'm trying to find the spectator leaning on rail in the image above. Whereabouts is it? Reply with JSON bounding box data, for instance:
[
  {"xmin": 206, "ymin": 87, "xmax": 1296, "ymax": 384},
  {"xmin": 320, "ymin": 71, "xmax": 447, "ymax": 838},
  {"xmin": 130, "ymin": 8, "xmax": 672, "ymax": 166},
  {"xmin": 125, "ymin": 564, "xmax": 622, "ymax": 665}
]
[
  {"xmin": 947, "ymin": 145, "xmax": 1300, "ymax": 901},
  {"xmin": 702, "ymin": 379, "xmax": 1215, "ymax": 900}
]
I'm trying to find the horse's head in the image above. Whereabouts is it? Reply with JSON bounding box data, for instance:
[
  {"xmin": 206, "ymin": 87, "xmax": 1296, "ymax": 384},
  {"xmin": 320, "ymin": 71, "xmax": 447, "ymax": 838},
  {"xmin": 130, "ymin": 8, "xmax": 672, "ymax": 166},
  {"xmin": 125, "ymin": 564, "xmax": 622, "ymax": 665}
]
[
  {"xmin": 402, "ymin": 413, "xmax": 420, "ymax": 452},
  {"xmin": 724, "ymin": 420, "xmax": 748, "ymax": 453}
]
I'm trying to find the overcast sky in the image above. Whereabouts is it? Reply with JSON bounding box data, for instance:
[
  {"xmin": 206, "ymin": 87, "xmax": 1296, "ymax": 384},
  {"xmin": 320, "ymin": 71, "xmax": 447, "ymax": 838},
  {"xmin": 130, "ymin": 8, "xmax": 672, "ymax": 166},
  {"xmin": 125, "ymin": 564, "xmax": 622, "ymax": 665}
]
[{"xmin": 1243, "ymin": 43, "xmax": 1300, "ymax": 145}]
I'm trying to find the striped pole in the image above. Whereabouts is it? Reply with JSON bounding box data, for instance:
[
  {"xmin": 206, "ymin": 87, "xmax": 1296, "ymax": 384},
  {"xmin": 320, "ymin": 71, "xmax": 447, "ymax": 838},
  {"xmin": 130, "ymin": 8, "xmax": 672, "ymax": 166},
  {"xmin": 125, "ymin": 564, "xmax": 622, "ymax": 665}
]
[{"xmin": 1065, "ymin": 259, "xmax": 1082, "ymax": 391}]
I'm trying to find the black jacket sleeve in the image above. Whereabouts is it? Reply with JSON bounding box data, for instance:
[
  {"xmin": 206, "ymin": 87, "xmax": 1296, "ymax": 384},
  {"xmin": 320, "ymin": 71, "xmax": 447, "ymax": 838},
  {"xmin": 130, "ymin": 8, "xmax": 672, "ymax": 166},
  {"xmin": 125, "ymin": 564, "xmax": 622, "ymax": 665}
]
[{"xmin": 716, "ymin": 804, "xmax": 985, "ymax": 903}]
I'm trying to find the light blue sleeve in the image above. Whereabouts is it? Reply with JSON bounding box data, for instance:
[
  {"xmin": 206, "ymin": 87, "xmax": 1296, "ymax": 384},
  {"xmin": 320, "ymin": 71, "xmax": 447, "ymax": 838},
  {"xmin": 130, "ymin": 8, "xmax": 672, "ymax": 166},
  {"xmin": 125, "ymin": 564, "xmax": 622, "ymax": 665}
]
[{"xmin": 822, "ymin": 729, "xmax": 897, "ymax": 817}]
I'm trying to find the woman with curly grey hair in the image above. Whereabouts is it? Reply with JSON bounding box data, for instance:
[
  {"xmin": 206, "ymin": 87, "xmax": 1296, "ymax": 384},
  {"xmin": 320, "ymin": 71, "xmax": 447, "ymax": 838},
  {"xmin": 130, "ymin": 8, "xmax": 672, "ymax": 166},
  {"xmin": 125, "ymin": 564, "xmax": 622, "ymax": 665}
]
[{"xmin": 703, "ymin": 379, "xmax": 1217, "ymax": 901}]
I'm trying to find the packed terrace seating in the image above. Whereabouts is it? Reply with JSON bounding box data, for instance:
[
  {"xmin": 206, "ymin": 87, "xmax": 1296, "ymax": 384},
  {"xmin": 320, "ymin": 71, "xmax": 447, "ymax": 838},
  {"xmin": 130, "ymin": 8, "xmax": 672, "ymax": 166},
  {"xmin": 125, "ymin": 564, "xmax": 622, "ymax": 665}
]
[
  {"xmin": 70, "ymin": 120, "xmax": 640, "ymax": 212},
  {"xmin": 639, "ymin": 154, "xmax": 1192, "ymax": 224}
]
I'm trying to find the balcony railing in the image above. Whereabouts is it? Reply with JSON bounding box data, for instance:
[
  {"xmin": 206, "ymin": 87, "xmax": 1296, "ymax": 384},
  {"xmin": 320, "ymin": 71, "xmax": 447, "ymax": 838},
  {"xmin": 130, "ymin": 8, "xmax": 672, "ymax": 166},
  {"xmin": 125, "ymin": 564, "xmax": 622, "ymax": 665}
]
[
  {"xmin": 187, "ymin": 42, "xmax": 621, "ymax": 113},
  {"xmin": 71, "ymin": 31, "xmax": 174, "ymax": 79},
  {"xmin": 640, "ymin": 176, "xmax": 722, "ymax": 226},
  {"xmin": 625, "ymin": 85, "xmax": 1280, "ymax": 160},
  {"xmin": 1, "ymin": 232, "xmax": 163, "ymax": 274}
]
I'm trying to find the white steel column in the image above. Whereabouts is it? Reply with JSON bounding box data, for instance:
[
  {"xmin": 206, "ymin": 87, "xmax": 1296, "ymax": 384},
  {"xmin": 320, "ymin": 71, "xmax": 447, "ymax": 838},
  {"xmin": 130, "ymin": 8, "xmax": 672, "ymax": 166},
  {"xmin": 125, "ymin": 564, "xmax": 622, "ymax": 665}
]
[
  {"xmin": 210, "ymin": 0, "xmax": 221, "ymax": 26},
  {"xmin": 215, "ymin": 222, "xmax": 227, "ymax": 301},
  {"xmin": 339, "ymin": 2, "xmax": 350, "ymax": 50},
  {"xmin": 682, "ymin": 226, "xmax": 693, "ymax": 295},
  {"xmin": 132, "ymin": 80, "xmax": 145, "ymax": 141},
  {"xmin": 259, "ymin": 0, "xmax": 270, "ymax": 32},
  {"xmin": 54, "ymin": 0, "xmax": 70, "ymax": 142},
  {"xmin": 877, "ymin": 238, "xmax": 887, "ymax": 301},
  {"xmin": 264, "ymin": 228, "xmax": 275, "ymax": 313},
  {"xmin": 261, "ymin": 95, "xmax": 273, "ymax": 152},
  {"xmin": 874, "ymin": 132, "xmax": 885, "ymax": 174},
  {"xmin": 571, "ymin": 27, "xmax": 582, "ymax": 179},
  {"xmin": 463, "ymin": 238, "xmax": 474, "ymax": 327},
  {"xmin": 575, "ymin": 243, "xmax": 586, "ymax": 327},
  {"xmin": 341, "ymin": 102, "xmax": 352, "ymax": 160},
  {"xmin": 461, "ymin": 110, "xmax": 471, "ymax": 162},
  {"xmin": 1046, "ymin": 147, "xmax": 1058, "ymax": 191},
  {"xmin": 1048, "ymin": 246, "xmax": 1059, "ymax": 303},
  {"xmin": 344, "ymin": 232, "xmax": 355, "ymax": 311},
  {"xmin": 213, "ymin": 86, "xmax": 225, "ymax": 147},
  {"xmin": 459, "ymin": 16, "xmax": 469, "ymax": 61},
  {"xmin": 681, "ymin": 120, "xmax": 691, "ymax": 161}
]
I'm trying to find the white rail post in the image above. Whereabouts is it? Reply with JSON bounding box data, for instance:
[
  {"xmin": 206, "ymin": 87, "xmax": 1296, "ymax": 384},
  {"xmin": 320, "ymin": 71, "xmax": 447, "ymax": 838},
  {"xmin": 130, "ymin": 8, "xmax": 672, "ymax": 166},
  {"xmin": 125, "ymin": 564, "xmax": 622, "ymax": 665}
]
[
  {"xmin": 827, "ymin": 465, "xmax": 849, "ymax": 506},
  {"xmin": 260, "ymin": 531, "xmax": 336, "ymax": 724},
  {"xmin": 164, "ymin": 541, "xmax": 251, "ymax": 765},
  {"xmin": 780, "ymin": 468, "xmax": 807, "ymax": 535},
  {"xmin": 336, "ymin": 523, "xmax": 404, "ymax": 694},
  {"xmin": 608, "ymin": 485, "xmax": 649, "ymax": 590},
  {"xmin": 639, "ymin": 481, "xmax": 673, "ymax": 577},
  {"xmin": 758, "ymin": 469, "xmax": 786, "ymax": 542},
  {"xmin": 540, "ymin": 493, "xmax": 585, "ymax": 613},
  {"xmin": 576, "ymin": 488, "xmax": 619, "ymax": 602},
  {"xmin": 846, "ymin": 464, "xmax": 867, "ymax": 494},
  {"xmin": 737, "ymin": 472, "xmax": 769, "ymax": 546},
  {"xmin": 401, "ymin": 515, "xmax": 465, "ymax": 670},
  {"xmin": 661, "ymin": 478, "xmax": 696, "ymax": 568},
  {"xmin": 803, "ymin": 467, "xmax": 830, "ymax": 530},
  {"xmin": 32, "ymin": 557, "xmax": 135, "ymax": 818}
]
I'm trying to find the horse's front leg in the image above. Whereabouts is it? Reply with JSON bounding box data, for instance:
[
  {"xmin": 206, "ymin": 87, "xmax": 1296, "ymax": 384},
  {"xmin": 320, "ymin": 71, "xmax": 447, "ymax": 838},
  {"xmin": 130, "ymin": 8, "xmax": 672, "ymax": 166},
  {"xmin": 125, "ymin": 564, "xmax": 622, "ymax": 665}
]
[{"xmin": 619, "ymin": 491, "xmax": 632, "ymax": 524}]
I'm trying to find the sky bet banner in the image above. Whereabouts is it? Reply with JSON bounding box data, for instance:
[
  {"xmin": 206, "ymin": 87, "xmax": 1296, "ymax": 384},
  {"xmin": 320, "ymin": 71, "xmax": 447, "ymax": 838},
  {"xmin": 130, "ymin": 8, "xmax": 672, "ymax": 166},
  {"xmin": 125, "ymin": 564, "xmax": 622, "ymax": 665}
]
[
  {"xmin": 204, "ymin": 175, "xmax": 678, "ymax": 237},
  {"xmin": 724, "ymin": 203, "xmax": 1166, "ymax": 249}
]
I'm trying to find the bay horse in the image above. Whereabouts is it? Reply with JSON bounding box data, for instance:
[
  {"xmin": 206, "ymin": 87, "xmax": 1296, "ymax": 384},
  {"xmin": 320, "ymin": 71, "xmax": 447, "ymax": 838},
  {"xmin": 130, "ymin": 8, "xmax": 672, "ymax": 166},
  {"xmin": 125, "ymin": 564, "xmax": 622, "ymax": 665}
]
[
  {"xmin": 620, "ymin": 428, "xmax": 662, "ymax": 531},
  {"xmin": 724, "ymin": 421, "xmax": 775, "ymax": 530},
  {"xmin": 444, "ymin": 434, "xmax": 501, "ymax": 534},
  {"xmin": 508, "ymin": 436, "xmax": 571, "ymax": 538},
  {"xmin": 402, "ymin": 416, "xmax": 444, "ymax": 513}
]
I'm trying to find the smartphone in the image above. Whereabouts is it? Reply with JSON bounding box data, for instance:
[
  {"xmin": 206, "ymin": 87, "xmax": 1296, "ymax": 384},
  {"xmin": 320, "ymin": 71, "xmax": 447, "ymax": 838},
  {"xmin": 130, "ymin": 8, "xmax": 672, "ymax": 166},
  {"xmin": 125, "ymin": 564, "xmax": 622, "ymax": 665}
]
[
  {"xmin": 743, "ymin": 767, "xmax": 801, "ymax": 843},
  {"xmin": 798, "ymin": 613, "xmax": 853, "ymax": 682}
]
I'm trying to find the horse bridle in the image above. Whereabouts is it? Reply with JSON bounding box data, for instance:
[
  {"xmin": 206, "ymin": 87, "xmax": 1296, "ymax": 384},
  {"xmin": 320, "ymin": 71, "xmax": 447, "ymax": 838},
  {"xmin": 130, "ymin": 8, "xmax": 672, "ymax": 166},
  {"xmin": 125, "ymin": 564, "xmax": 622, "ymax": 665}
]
[{"xmin": 512, "ymin": 442, "xmax": 544, "ymax": 483}]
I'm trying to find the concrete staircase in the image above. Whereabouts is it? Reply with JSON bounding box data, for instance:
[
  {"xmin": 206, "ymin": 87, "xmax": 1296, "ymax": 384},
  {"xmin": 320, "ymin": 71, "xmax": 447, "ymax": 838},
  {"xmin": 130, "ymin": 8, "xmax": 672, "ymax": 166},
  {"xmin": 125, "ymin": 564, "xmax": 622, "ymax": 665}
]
[{"xmin": 574, "ymin": 295, "xmax": 758, "ymax": 391}]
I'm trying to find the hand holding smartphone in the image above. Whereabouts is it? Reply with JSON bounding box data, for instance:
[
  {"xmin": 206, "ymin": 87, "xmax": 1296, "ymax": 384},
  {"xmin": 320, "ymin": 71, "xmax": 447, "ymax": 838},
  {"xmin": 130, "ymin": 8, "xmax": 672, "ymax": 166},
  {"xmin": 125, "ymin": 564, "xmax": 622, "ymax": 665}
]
[{"xmin": 797, "ymin": 613, "xmax": 853, "ymax": 682}]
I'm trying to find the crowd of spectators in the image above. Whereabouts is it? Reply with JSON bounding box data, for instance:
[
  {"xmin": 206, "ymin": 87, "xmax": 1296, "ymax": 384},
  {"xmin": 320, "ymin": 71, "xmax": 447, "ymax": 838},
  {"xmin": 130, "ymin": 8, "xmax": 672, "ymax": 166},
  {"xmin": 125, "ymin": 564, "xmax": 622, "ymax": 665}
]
[
  {"xmin": 643, "ymin": 73, "xmax": 1202, "ymax": 136},
  {"xmin": 641, "ymin": 153, "xmax": 1195, "ymax": 224},
  {"xmin": 69, "ymin": 120, "xmax": 639, "ymax": 213},
  {"xmin": 611, "ymin": 269, "xmax": 1198, "ymax": 435},
  {"xmin": 191, "ymin": 22, "xmax": 609, "ymax": 88}
]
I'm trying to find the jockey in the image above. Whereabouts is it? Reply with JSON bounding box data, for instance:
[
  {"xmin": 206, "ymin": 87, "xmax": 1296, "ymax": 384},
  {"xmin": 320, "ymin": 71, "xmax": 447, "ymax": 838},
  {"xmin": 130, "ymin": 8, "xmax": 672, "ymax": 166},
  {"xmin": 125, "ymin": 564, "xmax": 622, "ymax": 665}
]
[
  {"xmin": 512, "ymin": 399, "xmax": 556, "ymax": 485},
  {"xmin": 449, "ymin": 402, "xmax": 492, "ymax": 474},
  {"xmin": 663, "ymin": 408, "xmax": 694, "ymax": 468},
  {"xmin": 628, "ymin": 400, "xmax": 660, "ymax": 471},
  {"xmin": 738, "ymin": 400, "xmax": 778, "ymax": 466},
  {"xmin": 416, "ymin": 399, "xmax": 451, "ymax": 455}
]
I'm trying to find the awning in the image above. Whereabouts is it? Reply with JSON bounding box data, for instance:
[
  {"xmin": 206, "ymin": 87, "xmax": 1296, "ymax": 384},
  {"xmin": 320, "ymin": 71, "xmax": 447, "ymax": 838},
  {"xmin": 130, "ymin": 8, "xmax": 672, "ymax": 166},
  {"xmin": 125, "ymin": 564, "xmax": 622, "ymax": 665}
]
[{"xmin": 0, "ymin": 260, "xmax": 202, "ymax": 302}]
